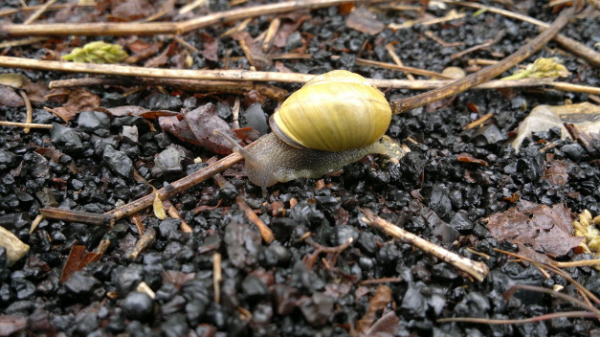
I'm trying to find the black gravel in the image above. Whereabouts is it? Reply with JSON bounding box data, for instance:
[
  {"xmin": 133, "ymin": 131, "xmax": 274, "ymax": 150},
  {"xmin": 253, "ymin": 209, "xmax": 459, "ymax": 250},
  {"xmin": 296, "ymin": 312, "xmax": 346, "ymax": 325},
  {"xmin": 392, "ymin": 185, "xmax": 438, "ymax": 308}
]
[{"xmin": 1, "ymin": 0, "xmax": 600, "ymax": 336}]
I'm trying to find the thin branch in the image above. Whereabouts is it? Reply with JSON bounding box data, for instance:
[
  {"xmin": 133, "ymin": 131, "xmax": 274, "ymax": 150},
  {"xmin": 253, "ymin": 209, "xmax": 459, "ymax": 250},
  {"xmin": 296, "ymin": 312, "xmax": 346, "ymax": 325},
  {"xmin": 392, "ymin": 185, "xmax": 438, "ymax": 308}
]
[
  {"xmin": 0, "ymin": 121, "xmax": 53, "ymax": 129},
  {"xmin": 0, "ymin": 0, "xmax": 373, "ymax": 37},
  {"xmin": 360, "ymin": 208, "xmax": 489, "ymax": 282},
  {"xmin": 391, "ymin": 5, "xmax": 575, "ymax": 113},
  {"xmin": 2, "ymin": 56, "xmax": 595, "ymax": 94},
  {"xmin": 452, "ymin": 1, "xmax": 600, "ymax": 67}
]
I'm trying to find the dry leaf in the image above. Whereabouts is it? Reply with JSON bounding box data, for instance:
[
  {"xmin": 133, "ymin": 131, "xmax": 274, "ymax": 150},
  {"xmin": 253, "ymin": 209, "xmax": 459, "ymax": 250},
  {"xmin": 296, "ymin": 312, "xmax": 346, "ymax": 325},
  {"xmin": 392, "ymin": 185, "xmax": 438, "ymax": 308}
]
[
  {"xmin": 487, "ymin": 201, "xmax": 583, "ymax": 259},
  {"xmin": 52, "ymin": 88, "xmax": 101, "ymax": 122},
  {"xmin": 346, "ymin": 6, "xmax": 384, "ymax": 35},
  {"xmin": 184, "ymin": 103, "xmax": 238, "ymax": 154},
  {"xmin": 60, "ymin": 245, "xmax": 102, "ymax": 283}
]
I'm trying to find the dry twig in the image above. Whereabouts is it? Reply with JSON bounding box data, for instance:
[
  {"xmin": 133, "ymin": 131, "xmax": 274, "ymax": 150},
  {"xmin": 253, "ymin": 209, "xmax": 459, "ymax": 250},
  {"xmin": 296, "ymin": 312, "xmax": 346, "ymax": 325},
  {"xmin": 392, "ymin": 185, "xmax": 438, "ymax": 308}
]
[
  {"xmin": 391, "ymin": 5, "xmax": 574, "ymax": 113},
  {"xmin": 361, "ymin": 209, "xmax": 489, "ymax": 282}
]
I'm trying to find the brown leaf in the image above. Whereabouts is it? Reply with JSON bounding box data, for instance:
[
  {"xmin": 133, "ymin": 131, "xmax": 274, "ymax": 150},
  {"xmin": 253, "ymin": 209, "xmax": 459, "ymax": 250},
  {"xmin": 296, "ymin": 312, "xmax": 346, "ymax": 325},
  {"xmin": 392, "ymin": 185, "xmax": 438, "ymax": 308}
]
[
  {"xmin": 486, "ymin": 201, "xmax": 583, "ymax": 259},
  {"xmin": 542, "ymin": 154, "xmax": 569, "ymax": 186},
  {"xmin": 60, "ymin": 245, "xmax": 102, "ymax": 283},
  {"xmin": 52, "ymin": 88, "xmax": 101, "ymax": 122},
  {"xmin": 356, "ymin": 285, "xmax": 393, "ymax": 333},
  {"xmin": 111, "ymin": 0, "xmax": 155, "ymax": 21},
  {"xmin": 159, "ymin": 115, "xmax": 204, "ymax": 147},
  {"xmin": 273, "ymin": 13, "xmax": 311, "ymax": 49},
  {"xmin": 200, "ymin": 33, "xmax": 219, "ymax": 62},
  {"xmin": 346, "ymin": 6, "xmax": 384, "ymax": 35},
  {"xmin": 22, "ymin": 80, "xmax": 49, "ymax": 105},
  {"xmin": 184, "ymin": 103, "xmax": 238, "ymax": 154},
  {"xmin": 0, "ymin": 86, "xmax": 24, "ymax": 107}
]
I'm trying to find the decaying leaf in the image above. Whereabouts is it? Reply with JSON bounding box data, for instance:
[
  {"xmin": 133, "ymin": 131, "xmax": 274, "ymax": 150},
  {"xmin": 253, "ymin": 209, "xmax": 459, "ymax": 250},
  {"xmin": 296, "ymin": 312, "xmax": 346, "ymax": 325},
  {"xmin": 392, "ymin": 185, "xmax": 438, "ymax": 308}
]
[
  {"xmin": 356, "ymin": 285, "xmax": 394, "ymax": 334},
  {"xmin": 541, "ymin": 153, "xmax": 569, "ymax": 186},
  {"xmin": 486, "ymin": 200, "xmax": 583, "ymax": 260},
  {"xmin": 512, "ymin": 102, "xmax": 600, "ymax": 151},
  {"xmin": 184, "ymin": 103, "xmax": 239, "ymax": 154},
  {"xmin": 346, "ymin": 6, "xmax": 384, "ymax": 35},
  {"xmin": 0, "ymin": 226, "xmax": 30, "ymax": 266},
  {"xmin": 52, "ymin": 88, "xmax": 101, "ymax": 122},
  {"xmin": 0, "ymin": 86, "xmax": 23, "ymax": 108}
]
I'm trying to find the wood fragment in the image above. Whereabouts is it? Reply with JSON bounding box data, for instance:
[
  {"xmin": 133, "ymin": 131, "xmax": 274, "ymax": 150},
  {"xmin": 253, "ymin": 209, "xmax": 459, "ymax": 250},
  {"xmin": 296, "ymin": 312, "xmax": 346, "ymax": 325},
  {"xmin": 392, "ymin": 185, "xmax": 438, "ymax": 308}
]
[
  {"xmin": 18, "ymin": 89, "xmax": 32, "ymax": 133},
  {"xmin": 0, "ymin": 120, "xmax": 52, "ymax": 129},
  {"xmin": 40, "ymin": 207, "xmax": 115, "ymax": 227},
  {"xmin": 213, "ymin": 253, "xmax": 222, "ymax": 304},
  {"xmin": 128, "ymin": 228, "xmax": 157, "ymax": 260},
  {"xmin": 262, "ymin": 17, "xmax": 281, "ymax": 53},
  {"xmin": 361, "ymin": 208, "xmax": 489, "ymax": 282},
  {"xmin": 385, "ymin": 43, "xmax": 415, "ymax": 80},
  {"xmin": 465, "ymin": 113, "xmax": 494, "ymax": 130}
]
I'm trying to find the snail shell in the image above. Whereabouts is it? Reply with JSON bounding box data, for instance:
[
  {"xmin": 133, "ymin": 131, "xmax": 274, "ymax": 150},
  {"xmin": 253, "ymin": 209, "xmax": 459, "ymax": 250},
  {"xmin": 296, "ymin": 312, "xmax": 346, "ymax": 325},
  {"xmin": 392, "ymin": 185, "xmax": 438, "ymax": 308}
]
[{"xmin": 270, "ymin": 70, "xmax": 392, "ymax": 152}]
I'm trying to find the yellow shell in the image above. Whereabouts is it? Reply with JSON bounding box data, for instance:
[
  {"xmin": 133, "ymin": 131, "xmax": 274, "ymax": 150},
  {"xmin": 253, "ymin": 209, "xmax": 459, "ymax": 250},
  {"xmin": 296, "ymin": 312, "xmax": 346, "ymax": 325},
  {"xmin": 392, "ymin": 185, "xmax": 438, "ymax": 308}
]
[{"xmin": 270, "ymin": 70, "xmax": 392, "ymax": 152}]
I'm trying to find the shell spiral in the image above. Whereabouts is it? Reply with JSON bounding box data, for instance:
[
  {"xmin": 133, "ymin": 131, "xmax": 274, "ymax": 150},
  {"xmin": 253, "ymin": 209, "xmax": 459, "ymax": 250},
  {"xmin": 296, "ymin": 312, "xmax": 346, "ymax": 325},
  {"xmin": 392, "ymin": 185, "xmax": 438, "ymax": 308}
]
[{"xmin": 269, "ymin": 70, "xmax": 392, "ymax": 152}]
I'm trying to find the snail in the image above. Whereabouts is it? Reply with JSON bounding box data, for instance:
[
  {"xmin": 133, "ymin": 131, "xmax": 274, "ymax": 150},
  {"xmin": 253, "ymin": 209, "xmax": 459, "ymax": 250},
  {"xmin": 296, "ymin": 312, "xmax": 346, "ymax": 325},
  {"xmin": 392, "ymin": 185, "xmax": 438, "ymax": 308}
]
[{"xmin": 217, "ymin": 70, "xmax": 398, "ymax": 195}]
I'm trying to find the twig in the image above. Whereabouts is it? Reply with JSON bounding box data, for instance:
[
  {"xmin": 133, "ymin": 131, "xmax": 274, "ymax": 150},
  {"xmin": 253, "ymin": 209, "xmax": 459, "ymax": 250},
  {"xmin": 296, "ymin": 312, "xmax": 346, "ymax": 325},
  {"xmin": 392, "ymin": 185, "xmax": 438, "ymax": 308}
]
[
  {"xmin": 0, "ymin": 37, "xmax": 47, "ymax": 49},
  {"xmin": 23, "ymin": 0, "xmax": 58, "ymax": 25},
  {"xmin": 48, "ymin": 77, "xmax": 288, "ymax": 100},
  {"xmin": 361, "ymin": 208, "xmax": 488, "ymax": 282},
  {"xmin": 0, "ymin": 120, "xmax": 53, "ymax": 129},
  {"xmin": 213, "ymin": 253, "xmax": 222, "ymax": 304},
  {"xmin": 391, "ymin": 5, "xmax": 574, "ymax": 113},
  {"xmin": 359, "ymin": 277, "xmax": 403, "ymax": 285},
  {"xmin": 355, "ymin": 58, "xmax": 451, "ymax": 79},
  {"xmin": 385, "ymin": 42, "xmax": 415, "ymax": 80},
  {"xmin": 40, "ymin": 207, "xmax": 115, "ymax": 227},
  {"xmin": 18, "ymin": 89, "xmax": 32, "ymax": 133},
  {"xmin": 262, "ymin": 18, "xmax": 281, "ymax": 53},
  {"xmin": 212, "ymin": 173, "xmax": 275, "ymax": 243},
  {"xmin": 0, "ymin": 0, "xmax": 374, "ymax": 37},
  {"xmin": 451, "ymin": 1, "xmax": 600, "ymax": 67},
  {"xmin": 450, "ymin": 29, "xmax": 505, "ymax": 60},
  {"xmin": 0, "ymin": 3, "xmax": 95, "ymax": 18},
  {"xmin": 4, "ymin": 56, "xmax": 595, "ymax": 94},
  {"xmin": 465, "ymin": 113, "xmax": 494, "ymax": 130},
  {"xmin": 163, "ymin": 200, "xmax": 193, "ymax": 233},
  {"xmin": 179, "ymin": 0, "xmax": 208, "ymax": 15},
  {"xmin": 105, "ymin": 152, "xmax": 243, "ymax": 221},
  {"xmin": 438, "ymin": 311, "xmax": 599, "ymax": 324},
  {"xmin": 127, "ymin": 227, "xmax": 157, "ymax": 260}
]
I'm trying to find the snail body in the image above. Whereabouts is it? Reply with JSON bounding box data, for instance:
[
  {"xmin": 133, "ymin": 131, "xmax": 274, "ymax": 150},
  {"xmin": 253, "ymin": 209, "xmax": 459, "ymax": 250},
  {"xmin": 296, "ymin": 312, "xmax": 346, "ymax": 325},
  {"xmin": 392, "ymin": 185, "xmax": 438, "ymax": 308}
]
[{"xmin": 220, "ymin": 70, "xmax": 394, "ymax": 194}]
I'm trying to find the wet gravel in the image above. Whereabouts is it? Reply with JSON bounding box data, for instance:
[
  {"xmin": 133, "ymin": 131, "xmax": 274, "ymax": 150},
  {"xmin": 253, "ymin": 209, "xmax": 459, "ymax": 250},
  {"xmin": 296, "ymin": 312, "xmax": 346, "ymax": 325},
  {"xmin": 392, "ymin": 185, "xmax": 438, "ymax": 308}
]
[{"xmin": 1, "ymin": 0, "xmax": 600, "ymax": 336}]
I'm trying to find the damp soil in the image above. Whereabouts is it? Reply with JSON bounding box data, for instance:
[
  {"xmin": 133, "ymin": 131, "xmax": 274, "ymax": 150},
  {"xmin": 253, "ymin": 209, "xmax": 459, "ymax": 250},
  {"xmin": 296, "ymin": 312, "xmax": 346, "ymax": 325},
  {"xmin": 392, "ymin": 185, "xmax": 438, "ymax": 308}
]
[{"xmin": 1, "ymin": 1, "xmax": 599, "ymax": 336}]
